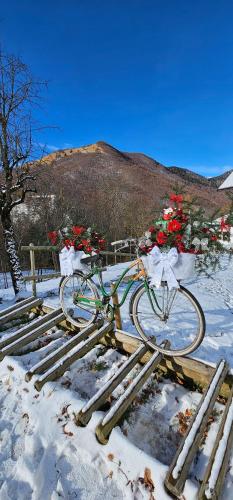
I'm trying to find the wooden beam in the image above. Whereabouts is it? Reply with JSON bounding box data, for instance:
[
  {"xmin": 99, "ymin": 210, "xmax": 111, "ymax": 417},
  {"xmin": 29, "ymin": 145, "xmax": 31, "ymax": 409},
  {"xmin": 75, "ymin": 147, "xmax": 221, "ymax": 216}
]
[
  {"xmin": 111, "ymin": 283, "xmax": 122, "ymax": 330},
  {"xmin": 38, "ymin": 304, "xmax": 233, "ymax": 398},
  {"xmin": 34, "ymin": 322, "xmax": 114, "ymax": 392},
  {"xmin": 198, "ymin": 384, "xmax": 233, "ymax": 500},
  {"xmin": 25, "ymin": 318, "xmax": 104, "ymax": 381},
  {"xmin": 21, "ymin": 245, "xmax": 57, "ymax": 251},
  {"xmin": 23, "ymin": 272, "xmax": 61, "ymax": 282},
  {"xmin": 0, "ymin": 296, "xmax": 35, "ymax": 318},
  {"xmin": 95, "ymin": 349, "xmax": 163, "ymax": 444},
  {"xmin": 29, "ymin": 243, "xmax": 36, "ymax": 296},
  {"xmin": 164, "ymin": 360, "xmax": 229, "ymax": 497},
  {"xmin": 0, "ymin": 298, "xmax": 42, "ymax": 326},
  {"xmin": 0, "ymin": 310, "xmax": 65, "ymax": 361},
  {"xmin": 0, "ymin": 308, "xmax": 62, "ymax": 350},
  {"xmin": 75, "ymin": 343, "xmax": 149, "ymax": 427}
]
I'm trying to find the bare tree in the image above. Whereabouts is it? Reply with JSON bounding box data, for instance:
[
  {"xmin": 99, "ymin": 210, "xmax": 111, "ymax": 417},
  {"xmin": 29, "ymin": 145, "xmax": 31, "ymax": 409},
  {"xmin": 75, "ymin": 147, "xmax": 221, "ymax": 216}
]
[{"xmin": 0, "ymin": 50, "xmax": 46, "ymax": 293}]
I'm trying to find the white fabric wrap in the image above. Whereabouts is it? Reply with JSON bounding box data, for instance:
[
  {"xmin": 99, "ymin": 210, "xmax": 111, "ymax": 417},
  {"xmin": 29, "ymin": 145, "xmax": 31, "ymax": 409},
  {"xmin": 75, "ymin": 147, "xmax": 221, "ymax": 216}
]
[
  {"xmin": 59, "ymin": 248, "xmax": 89, "ymax": 276},
  {"xmin": 142, "ymin": 247, "xmax": 180, "ymax": 290}
]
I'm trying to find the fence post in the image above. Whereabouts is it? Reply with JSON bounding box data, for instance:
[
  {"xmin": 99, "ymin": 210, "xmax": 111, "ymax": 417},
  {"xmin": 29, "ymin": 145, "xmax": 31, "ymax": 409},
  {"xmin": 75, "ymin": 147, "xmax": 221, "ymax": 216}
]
[
  {"xmin": 110, "ymin": 283, "xmax": 122, "ymax": 330},
  {"xmin": 29, "ymin": 243, "xmax": 36, "ymax": 297}
]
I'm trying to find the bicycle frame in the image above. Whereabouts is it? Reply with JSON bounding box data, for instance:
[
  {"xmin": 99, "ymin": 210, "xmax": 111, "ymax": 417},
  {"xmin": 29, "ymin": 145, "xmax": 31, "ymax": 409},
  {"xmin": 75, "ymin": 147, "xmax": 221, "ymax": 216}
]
[{"xmin": 77, "ymin": 257, "xmax": 163, "ymax": 316}]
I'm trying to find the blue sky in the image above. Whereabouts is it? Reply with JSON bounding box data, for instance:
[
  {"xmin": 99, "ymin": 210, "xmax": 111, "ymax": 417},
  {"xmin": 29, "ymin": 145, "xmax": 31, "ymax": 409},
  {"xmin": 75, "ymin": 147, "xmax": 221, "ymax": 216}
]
[{"xmin": 1, "ymin": 0, "xmax": 233, "ymax": 176}]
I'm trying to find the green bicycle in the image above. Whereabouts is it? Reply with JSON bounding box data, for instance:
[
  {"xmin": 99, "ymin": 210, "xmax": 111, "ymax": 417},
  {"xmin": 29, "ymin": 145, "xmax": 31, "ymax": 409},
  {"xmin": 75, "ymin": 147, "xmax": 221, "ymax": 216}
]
[{"xmin": 59, "ymin": 254, "xmax": 205, "ymax": 357}]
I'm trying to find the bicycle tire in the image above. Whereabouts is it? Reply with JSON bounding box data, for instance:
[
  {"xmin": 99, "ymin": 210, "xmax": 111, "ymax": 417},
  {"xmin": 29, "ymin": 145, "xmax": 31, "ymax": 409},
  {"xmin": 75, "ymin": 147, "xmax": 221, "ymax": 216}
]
[
  {"xmin": 130, "ymin": 282, "xmax": 205, "ymax": 357},
  {"xmin": 59, "ymin": 271, "xmax": 99, "ymax": 328}
]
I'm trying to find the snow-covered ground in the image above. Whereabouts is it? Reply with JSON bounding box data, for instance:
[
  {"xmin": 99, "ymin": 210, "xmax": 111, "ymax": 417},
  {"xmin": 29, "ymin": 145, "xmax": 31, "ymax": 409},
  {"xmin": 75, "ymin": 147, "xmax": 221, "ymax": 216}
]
[{"xmin": 1, "ymin": 256, "xmax": 233, "ymax": 499}]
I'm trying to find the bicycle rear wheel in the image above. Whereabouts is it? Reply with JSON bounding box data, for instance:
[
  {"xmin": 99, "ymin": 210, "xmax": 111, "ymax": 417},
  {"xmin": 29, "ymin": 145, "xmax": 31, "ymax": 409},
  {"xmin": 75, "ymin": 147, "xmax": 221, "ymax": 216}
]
[
  {"xmin": 59, "ymin": 271, "xmax": 99, "ymax": 328},
  {"xmin": 130, "ymin": 282, "xmax": 205, "ymax": 357}
]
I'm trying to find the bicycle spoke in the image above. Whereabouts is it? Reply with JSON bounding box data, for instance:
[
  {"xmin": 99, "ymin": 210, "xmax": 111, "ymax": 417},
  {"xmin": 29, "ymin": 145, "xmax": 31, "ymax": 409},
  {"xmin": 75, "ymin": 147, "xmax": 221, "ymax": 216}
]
[
  {"xmin": 60, "ymin": 273, "xmax": 98, "ymax": 327},
  {"xmin": 132, "ymin": 283, "xmax": 203, "ymax": 356}
]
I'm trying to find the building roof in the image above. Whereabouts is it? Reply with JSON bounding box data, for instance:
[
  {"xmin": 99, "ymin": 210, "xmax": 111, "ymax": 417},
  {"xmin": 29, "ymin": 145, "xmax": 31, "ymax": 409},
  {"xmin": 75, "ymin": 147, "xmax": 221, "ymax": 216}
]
[{"xmin": 219, "ymin": 172, "xmax": 233, "ymax": 189}]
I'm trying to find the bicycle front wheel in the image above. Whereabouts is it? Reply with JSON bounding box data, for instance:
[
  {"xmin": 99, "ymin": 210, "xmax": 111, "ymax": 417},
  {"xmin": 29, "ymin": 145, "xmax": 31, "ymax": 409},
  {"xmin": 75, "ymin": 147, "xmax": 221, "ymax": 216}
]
[
  {"xmin": 130, "ymin": 283, "xmax": 205, "ymax": 357},
  {"xmin": 59, "ymin": 271, "xmax": 100, "ymax": 328}
]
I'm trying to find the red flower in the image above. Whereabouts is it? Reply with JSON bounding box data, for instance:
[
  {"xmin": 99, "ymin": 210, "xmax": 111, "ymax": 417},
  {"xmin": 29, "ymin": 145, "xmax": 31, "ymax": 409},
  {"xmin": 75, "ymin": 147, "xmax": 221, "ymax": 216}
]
[
  {"xmin": 98, "ymin": 238, "xmax": 106, "ymax": 249},
  {"xmin": 76, "ymin": 243, "xmax": 83, "ymax": 250},
  {"xmin": 72, "ymin": 226, "xmax": 86, "ymax": 236},
  {"xmin": 220, "ymin": 218, "xmax": 230, "ymax": 232},
  {"xmin": 211, "ymin": 235, "xmax": 218, "ymax": 241},
  {"xmin": 175, "ymin": 234, "xmax": 183, "ymax": 242},
  {"xmin": 149, "ymin": 225, "xmax": 156, "ymax": 233},
  {"xmin": 167, "ymin": 220, "xmax": 182, "ymax": 232},
  {"xmin": 170, "ymin": 193, "xmax": 183, "ymax": 203},
  {"xmin": 81, "ymin": 239, "xmax": 89, "ymax": 246},
  {"xmin": 177, "ymin": 242, "xmax": 186, "ymax": 253},
  {"xmin": 64, "ymin": 239, "xmax": 73, "ymax": 249},
  {"xmin": 163, "ymin": 213, "xmax": 173, "ymax": 221},
  {"xmin": 85, "ymin": 246, "xmax": 93, "ymax": 253},
  {"xmin": 48, "ymin": 231, "xmax": 58, "ymax": 245},
  {"xmin": 156, "ymin": 231, "xmax": 167, "ymax": 245},
  {"xmin": 202, "ymin": 227, "xmax": 209, "ymax": 234}
]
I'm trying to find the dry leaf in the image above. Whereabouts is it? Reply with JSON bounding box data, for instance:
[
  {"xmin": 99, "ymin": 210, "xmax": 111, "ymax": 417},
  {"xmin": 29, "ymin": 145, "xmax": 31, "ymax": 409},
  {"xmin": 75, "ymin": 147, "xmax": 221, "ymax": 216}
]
[
  {"xmin": 144, "ymin": 468, "xmax": 155, "ymax": 492},
  {"xmin": 62, "ymin": 424, "xmax": 73, "ymax": 437},
  {"xmin": 61, "ymin": 379, "xmax": 72, "ymax": 388},
  {"xmin": 108, "ymin": 453, "xmax": 114, "ymax": 461},
  {"xmin": 61, "ymin": 404, "xmax": 71, "ymax": 415},
  {"xmin": 7, "ymin": 365, "xmax": 14, "ymax": 371}
]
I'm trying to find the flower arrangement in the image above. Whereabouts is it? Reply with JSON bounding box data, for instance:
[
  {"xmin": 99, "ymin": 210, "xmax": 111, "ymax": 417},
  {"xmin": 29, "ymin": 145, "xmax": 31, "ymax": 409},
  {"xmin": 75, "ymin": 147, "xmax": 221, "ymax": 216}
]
[
  {"xmin": 48, "ymin": 225, "xmax": 106, "ymax": 254},
  {"xmin": 139, "ymin": 192, "xmax": 231, "ymax": 255}
]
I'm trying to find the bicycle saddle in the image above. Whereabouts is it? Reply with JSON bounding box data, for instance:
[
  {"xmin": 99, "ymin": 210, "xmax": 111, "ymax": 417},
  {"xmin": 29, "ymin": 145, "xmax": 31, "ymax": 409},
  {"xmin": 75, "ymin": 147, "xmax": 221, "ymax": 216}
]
[{"xmin": 80, "ymin": 254, "xmax": 99, "ymax": 265}]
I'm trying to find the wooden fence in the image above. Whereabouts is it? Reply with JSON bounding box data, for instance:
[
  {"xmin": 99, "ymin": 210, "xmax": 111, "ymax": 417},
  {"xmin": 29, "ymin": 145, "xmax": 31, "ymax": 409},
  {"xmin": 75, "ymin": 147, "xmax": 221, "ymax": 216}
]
[{"xmin": 21, "ymin": 244, "xmax": 136, "ymax": 296}]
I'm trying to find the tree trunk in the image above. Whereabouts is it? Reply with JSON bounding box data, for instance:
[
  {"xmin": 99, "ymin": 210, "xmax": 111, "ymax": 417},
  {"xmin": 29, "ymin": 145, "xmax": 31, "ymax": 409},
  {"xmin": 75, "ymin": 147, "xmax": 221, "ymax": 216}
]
[{"xmin": 1, "ymin": 211, "xmax": 24, "ymax": 294}]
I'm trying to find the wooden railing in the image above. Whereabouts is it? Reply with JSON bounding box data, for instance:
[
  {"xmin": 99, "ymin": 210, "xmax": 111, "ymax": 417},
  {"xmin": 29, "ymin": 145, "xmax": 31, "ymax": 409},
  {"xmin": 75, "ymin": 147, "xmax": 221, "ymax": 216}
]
[{"xmin": 21, "ymin": 244, "xmax": 136, "ymax": 296}]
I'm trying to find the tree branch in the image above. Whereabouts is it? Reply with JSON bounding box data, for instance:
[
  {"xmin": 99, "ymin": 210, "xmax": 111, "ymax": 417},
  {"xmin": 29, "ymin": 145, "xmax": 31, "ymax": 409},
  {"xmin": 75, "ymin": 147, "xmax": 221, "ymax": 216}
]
[{"xmin": 10, "ymin": 186, "xmax": 37, "ymax": 209}]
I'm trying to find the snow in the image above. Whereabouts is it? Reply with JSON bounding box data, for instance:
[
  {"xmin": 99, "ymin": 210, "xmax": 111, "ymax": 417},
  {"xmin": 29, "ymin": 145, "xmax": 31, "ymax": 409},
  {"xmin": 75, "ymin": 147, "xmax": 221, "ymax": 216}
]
[
  {"xmin": 172, "ymin": 359, "xmax": 226, "ymax": 479},
  {"xmin": 82, "ymin": 344, "xmax": 146, "ymax": 413},
  {"xmin": 219, "ymin": 171, "xmax": 233, "ymax": 189},
  {"xmin": 1, "ymin": 256, "xmax": 233, "ymax": 498},
  {"xmin": 205, "ymin": 394, "xmax": 233, "ymax": 498},
  {"xmin": 101, "ymin": 350, "xmax": 160, "ymax": 426}
]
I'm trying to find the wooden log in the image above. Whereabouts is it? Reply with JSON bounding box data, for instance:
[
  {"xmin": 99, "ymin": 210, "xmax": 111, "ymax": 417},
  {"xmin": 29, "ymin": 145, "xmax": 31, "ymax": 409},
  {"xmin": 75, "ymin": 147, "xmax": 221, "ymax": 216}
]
[
  {"xmin": 38, "ymin": 305, "xmax": 233, "ymax": 398},
  {"xmin": 110, "ymin": 284, "xmax": 122, "ymax": 330},
  {"xmin": 0, "ymin": 296, "xmax": 35, "ymax": 318},
  {"xmin": 21, "ymin": 245, "xmax": 57, "ymax": 251},
  {"xmin": 29, "ymin": 243, "xmax": 37, "ymax": 296},
  {"xmin": 0, "ymin": 308, "xmax": 62, "ymax": 350},
  {"xmin": 100, "ymin": 251, "xmax": 136, "ymax": 257},
  {"xmin": 0, "ymin": 298, "xmax": 42, "ymax": 327},
  {"xmin": 95, "ymin": 349, "xmax": 163, "ymax": 444},
  {"xmin": 101, "ymin": 329, "xmax": 233, "ymax": 399},
  {"xmin": 0, "ymin": 311, "xmax": 65, "ymax": 361},
  {"xmin": 25, "ymin": 319, "xmax": 104, "ymax": 381},
  {"xmin": 34, "ymin": 322, "xmax": 114, "ymax": 392},
  {"xmin": 75, "ymin": 343, "xmax": 149, "ymax": 427},
  {"xmin": 198, "ymin": 383, "xmax": 233, "ymax": 500},
  {"xmin": 24, "ymin": 272, "xmax": 61, "ymax": 282},
  {"xmin": 164, "ymin": 360, "xmax": 229, "ymax": 498}
]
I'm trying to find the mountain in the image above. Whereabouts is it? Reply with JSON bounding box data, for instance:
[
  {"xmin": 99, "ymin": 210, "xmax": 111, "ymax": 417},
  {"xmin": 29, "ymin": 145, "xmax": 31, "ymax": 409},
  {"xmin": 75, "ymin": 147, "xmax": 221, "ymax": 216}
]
[
  {"xmin": 35, "ymin": 141, "xmax": 229, "ymax": 211},
  {"xmin": 209, "ymin": 169, "xmax": 233, "ymax": 188},
  {"xmin": 168, "ymin": 166, "xmax": 210, "ymax": 187}
]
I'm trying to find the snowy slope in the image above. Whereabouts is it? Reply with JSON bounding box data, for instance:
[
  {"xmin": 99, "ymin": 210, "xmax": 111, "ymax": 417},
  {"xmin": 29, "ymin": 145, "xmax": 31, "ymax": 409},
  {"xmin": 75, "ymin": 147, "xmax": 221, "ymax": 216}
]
[{"xmin": 1, "ymin": 257, "xmax": 233, "ymax": 498}]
